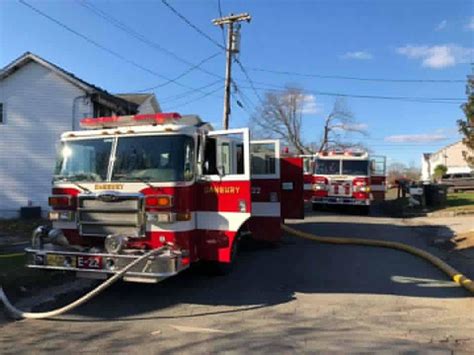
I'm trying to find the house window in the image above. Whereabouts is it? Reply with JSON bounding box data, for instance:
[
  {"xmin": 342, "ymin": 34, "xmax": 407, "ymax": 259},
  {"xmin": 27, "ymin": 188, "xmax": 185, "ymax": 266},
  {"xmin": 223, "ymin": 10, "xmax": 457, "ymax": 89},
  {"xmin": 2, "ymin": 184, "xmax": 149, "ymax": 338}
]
[
  {"xmin": 93, "ymin": 103, "xmax": 113, "ymax": 118},
  {"xmin": 0, "ymin": 103, "xmax": 4, "ymax": 124}
]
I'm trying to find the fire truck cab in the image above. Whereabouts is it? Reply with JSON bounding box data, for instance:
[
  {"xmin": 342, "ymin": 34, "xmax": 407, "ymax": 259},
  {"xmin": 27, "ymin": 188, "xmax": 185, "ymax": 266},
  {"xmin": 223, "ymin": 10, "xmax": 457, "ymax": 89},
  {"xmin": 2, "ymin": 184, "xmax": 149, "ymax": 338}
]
[
  {"xmin": 25, "ymin": 113, "xmax": 303, "ymax": 283},
  {"xmin": 310, "ymin": 150, "xmax": 386, "ymax": 213}
]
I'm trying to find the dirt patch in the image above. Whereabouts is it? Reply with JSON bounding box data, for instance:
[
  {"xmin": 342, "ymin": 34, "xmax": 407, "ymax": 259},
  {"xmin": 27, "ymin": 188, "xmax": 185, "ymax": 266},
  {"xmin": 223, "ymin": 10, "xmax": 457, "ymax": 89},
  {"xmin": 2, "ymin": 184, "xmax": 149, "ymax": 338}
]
[{"xmin": 452, "ymin": 231, "xmax": 474, "ymax": 253}]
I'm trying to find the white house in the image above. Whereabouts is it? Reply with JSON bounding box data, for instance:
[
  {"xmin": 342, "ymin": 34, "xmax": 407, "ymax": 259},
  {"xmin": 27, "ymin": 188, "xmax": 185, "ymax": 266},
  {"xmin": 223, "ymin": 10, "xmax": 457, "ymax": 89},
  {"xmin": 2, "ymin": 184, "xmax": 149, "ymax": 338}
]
[
  {"xmin": 421, "ymin": 140, "xmax": 473, "ymax": 181},
  {"xmin": 0, "ymin": 52, "xmax": 160, "ymax": 218}
]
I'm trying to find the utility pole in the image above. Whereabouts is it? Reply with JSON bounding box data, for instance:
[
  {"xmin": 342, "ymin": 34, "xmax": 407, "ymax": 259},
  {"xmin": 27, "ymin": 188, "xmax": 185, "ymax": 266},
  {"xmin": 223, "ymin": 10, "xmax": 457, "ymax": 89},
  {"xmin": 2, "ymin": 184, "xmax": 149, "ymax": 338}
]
[{"xmin": 213, "ymin": 13, "xmax": 251, "ymax": 129}]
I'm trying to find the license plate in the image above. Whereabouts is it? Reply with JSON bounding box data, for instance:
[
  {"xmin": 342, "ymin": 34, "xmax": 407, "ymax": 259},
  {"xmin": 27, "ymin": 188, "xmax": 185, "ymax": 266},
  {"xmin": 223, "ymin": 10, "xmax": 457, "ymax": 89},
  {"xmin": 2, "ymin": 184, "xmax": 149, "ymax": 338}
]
[
  {"xmin": 77, "ymin": 255, "xmax": 103, "ymax": 269},
  {"xmin": 46, "ymin": 254, "xmax": 76, "ymax": 268}
]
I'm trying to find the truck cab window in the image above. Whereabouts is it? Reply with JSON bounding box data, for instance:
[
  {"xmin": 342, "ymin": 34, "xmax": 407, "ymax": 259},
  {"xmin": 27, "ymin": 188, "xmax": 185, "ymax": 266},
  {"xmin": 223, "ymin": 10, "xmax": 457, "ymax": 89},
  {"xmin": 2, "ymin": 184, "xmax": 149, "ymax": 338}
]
[
  {"xmin": 203, "ymin": 135, "xmax": 245, "ymax": 176},
  {"xmin": 203, "ymin": 138, "xmax": 218, "ymax": 175}
]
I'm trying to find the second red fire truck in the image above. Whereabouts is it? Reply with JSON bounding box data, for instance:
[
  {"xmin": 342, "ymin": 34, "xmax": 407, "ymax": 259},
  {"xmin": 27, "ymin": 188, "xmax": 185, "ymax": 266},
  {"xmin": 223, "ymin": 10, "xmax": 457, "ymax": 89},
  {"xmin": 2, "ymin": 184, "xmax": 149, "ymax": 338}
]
[
  {"xmin": 303, "ymin": 150, "xmax": 386, "ymax": 213},
  {"xmin": 25, "ymin": 113, "xmax": 303, "ymax": 283}
]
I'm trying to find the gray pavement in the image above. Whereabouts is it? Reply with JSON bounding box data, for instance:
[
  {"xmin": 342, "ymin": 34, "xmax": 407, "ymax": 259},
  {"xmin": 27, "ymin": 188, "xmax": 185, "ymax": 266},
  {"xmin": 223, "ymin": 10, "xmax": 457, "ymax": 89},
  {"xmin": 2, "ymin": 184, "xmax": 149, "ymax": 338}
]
[{"xmin": 1, "ymin": 210, "xmax": 473, "ymax": 353}]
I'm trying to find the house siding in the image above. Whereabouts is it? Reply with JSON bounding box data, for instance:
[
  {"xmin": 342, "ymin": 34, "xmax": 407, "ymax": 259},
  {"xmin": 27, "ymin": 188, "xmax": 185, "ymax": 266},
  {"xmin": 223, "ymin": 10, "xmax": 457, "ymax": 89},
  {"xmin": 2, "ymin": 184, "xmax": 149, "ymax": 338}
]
[
  {"xmin": 421, "ymin": 141, "xmax": 473, "ymax": 181},
  {"xmin": 137, "ymin": 97, "xmax": 155, "ymax": 114},
  {"xmin": 0, "ymin": 61, "xmax": 92, "ymax": 217}
]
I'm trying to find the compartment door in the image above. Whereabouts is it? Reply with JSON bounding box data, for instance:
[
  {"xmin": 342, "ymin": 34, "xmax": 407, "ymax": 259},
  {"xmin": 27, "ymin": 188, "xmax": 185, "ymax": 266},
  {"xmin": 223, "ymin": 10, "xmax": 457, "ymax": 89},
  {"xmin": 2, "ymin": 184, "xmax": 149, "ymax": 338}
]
[
  {"xmin": 249, "ymin": 139, "xmax": 281, "ymax": 242},
  {"xmin": 280, "ymin": 157, "xmax": 304, "ymax": 219},
  {"xmin": 196, "ymin": 128, "xmax": 251, "ymax": 261},
  {"xmin": 370, "ymin": 155, "xmax": 387, "ymax": 201}
]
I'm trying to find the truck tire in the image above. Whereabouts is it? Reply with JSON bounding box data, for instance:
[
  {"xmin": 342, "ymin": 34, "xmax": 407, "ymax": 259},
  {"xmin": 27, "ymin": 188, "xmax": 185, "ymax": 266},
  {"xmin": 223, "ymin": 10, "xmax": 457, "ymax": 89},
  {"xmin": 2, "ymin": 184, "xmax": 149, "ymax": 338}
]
[
  {"xmin": 312, "ymin": 203, "xmax": 320, "ymax": 211},
  {"xmin": 359, "ymin": 206, "xmax": 370, "ymax": 215}
]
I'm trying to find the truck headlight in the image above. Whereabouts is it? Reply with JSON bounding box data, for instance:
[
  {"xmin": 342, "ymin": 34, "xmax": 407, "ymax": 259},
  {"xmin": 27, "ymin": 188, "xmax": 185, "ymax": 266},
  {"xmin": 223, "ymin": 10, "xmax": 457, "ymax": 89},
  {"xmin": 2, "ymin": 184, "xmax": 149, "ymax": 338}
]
[
  {"xmin": 313, "ymin": 184, "xmax": 327, "ymax": 191},
  {"xmin": 147, "ymin": 212, "xmax": 176, "ymax": 224},
  {"xmin": 105, "ymin": 235, "xmax": 128, "ymax": 254},
  {"xmin": 48, "ymin": 211, "xmax": 75, "ymax": 221}
]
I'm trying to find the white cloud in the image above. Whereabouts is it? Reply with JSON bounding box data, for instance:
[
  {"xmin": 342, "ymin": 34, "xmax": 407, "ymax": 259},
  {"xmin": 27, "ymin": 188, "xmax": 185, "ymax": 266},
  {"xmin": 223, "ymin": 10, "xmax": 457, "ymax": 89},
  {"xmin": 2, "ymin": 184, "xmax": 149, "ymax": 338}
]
[
  {"xmin": 384, "ymin": 133, "xmax": 448, "ymax": 143},
  {"xmin": 341, "ymin": 51, "xmax": 373, "ymax": 60},
  {"xmin": 396, "ymin": 44, "xmax": 473, "ymax": 69},
  {"xmin": 333, "ymin": 123, "xmax": 369, "ymax": 132},
  {"xmin": 345, "ymin": 123, "xmax": 368, "ymax": 131},
  {"xmin": 282, "ymin": 93, "xmax": 322, "ymax": 115},
  {"xmin": 465, "ymin": 17, "xmax": 474, "ymax": 31},
  {"xmin": 435, "ymin": 20, "xmax": 447, "ymax": 31},
  {"xmin": 300, "ymin": 94, "xmax": 323, "ymax": 115}
]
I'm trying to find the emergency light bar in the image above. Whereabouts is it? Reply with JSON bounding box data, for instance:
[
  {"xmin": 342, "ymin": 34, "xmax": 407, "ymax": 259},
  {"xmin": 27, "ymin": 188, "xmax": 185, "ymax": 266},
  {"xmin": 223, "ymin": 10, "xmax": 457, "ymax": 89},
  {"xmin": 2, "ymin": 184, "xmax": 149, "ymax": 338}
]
[
  {"xmin": 320, "ymin": 150, "xmax": 367, "ymax": 157},
  {"xmin": 80, "ymin": 113, "xmax": 182, "ymax": 129}
]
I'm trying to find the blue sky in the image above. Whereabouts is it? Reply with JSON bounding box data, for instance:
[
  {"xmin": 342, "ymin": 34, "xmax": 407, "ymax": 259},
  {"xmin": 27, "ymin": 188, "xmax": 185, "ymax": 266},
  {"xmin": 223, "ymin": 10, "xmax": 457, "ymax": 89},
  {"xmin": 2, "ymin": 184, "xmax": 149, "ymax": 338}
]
[{"xmin": 1, "ymin": 0, "xmax": 473, "ymax": 166}]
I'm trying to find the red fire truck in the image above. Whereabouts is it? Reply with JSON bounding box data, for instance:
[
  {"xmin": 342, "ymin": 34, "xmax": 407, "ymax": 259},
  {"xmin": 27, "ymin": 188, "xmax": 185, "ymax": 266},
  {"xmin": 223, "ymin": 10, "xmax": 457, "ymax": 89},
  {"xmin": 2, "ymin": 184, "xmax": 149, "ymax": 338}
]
[
  {"xmin": 309, "ymin": 150, "xmax": 386, "ymax": 213},
  {"xmin": 25, "ymin": 113, "xmax": 303, "ymax": 283}
]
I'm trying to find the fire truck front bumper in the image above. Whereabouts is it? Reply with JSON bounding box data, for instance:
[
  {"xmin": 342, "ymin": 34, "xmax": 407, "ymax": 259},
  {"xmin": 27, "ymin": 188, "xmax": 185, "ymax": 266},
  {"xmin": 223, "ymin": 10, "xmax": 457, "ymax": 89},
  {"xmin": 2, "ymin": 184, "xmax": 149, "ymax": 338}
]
[
  {"xmin": 25, "ymin": 247, "xmax": 188, "ymax": 283},
  {"xmin": 312, "ymin": 196, "xmax": 370, "ymax": 206}
]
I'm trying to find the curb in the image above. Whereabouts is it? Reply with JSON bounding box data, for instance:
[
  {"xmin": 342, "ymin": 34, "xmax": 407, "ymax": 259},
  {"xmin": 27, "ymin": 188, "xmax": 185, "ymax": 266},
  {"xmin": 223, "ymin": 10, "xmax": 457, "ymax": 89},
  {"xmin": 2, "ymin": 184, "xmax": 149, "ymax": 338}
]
[{"xmin": 427, "ymin": 210, "xmax": 474, "ymax": 218}]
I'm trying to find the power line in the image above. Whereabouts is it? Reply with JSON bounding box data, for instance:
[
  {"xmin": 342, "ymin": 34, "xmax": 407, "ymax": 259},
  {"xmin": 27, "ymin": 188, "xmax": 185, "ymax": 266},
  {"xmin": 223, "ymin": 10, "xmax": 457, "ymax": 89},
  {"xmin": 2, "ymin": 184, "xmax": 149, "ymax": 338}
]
[
  {"xmin": 232, "ymin": 79, "xmax": 257, "ymax": 111},
  {"xmin": 18, "ymin": 0, "xmax": 206, "ymax": 92},
  {"xmin": 136, "ymin": 53, "xmax": 221, "ymax": 92},
  {"xmin": 236, "ymin": 84, "xmax": 464, "ymax": 104},
  {"xmin": 248, "ymin": 67, "xmax": 465, "ymax": 84},
  {"xmin": 77, "ymin": 0, "xmax": 222, "ymax": 83},
  {"xmin": 159, "ymin": 79, "xmax": 222, "ymax": 104},
  {"xmin": 166, "ymin": 85, "xmax": 223, "ymax": 110},
  {"xmin": 231, "ymin": 83, "xmax": 255, "ymax": 116},
  {"xmin": 161, "ymin": 0, "xmax": 225, "ymax": 50},
  {"xmin": 234, "ymin": 58, "xmax": 264, "ymax": 104},
  {"xmin": 232, "ymin": 93, "xmax": 253, "ymax": 116}
]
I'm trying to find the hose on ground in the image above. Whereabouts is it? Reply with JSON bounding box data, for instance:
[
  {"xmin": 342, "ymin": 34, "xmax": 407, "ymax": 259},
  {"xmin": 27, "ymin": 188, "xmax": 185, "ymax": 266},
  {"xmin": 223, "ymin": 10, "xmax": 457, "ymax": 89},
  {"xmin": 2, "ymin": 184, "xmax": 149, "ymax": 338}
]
[
  {"xmin": 281, "ymin": 224, "xmax": 474, "ymax": 295},
  {"xmin": 0, "ymin": 247, "xmax": 166, "ymax": 320}
]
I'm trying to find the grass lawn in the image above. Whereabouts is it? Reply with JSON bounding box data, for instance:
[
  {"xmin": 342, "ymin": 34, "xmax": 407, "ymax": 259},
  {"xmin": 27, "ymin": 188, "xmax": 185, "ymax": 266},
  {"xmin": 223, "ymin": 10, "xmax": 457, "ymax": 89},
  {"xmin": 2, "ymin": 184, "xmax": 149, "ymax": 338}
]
[
  {"xmin": 0, "ymin": 218, "xmax": 49, "ymax": 238},
  {"xmin": 447, "ymin": 192, "xmax": 474, "ymax": 207}
]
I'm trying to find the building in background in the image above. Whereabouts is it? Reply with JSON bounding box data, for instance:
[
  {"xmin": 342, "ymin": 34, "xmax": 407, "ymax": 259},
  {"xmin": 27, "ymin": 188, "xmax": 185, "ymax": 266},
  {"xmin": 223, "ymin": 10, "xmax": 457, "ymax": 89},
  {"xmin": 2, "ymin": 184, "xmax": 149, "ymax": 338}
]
[
  {"xmin": 421, "ymin": 141, "xmax": 473, "ymax": 181},
  {"xmin": 116, "ymin": 93, "xmax": 161, "ymax": 114},
  {"xmin": 0, "ymin": 52, "xmax": 161, "ymax": 218}
]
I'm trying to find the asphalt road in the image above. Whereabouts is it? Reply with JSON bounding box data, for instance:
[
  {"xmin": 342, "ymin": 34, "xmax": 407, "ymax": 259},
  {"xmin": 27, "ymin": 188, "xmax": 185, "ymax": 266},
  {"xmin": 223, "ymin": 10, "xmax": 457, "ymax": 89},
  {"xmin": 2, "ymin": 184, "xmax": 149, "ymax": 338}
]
[{"xmin": 1, "ymin": 210, "xmax": 473, "ymax": 353}]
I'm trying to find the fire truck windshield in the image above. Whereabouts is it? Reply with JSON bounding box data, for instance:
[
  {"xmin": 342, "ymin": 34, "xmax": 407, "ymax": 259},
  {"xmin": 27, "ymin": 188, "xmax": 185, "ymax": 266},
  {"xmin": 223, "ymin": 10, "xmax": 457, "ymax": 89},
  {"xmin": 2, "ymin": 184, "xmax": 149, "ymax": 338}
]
[
  {"xmin": 54, "ymin": 135, "xmax": 194, "ymax": 183},
  {"xmin": 54, "ymin": 138, "xmax": 113, "ymax": 182},
  {"xmin": 314, "ymin": 159, "xmax": 340, "ymax": 175},
  {"xmin": 342, "ymin": 160, "xmax": 369, "ymax": 176},
  {"xmin": 112, "ymin": 135, "xmax": 194, "ymax": 182}
]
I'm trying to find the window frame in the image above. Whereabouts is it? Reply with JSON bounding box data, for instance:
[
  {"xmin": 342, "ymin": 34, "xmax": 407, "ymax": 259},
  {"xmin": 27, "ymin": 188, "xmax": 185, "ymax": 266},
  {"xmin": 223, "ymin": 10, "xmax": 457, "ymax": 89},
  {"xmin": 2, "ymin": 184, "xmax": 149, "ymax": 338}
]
[
  {"xmin": 203, "ymin": 128, "xmax": 250, "ymax": 181},
  {"xmin": 250, "ymin": 140, "xmax": 281, "ymax": 180}
]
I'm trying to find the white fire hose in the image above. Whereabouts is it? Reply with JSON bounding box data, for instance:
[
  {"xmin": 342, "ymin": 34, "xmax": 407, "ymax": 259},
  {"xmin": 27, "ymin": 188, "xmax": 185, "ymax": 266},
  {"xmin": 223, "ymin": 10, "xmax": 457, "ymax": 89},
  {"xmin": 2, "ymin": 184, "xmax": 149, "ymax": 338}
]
[{"xmin": 0, "ymin": 248, "xmax": 164, "ymax": 320}]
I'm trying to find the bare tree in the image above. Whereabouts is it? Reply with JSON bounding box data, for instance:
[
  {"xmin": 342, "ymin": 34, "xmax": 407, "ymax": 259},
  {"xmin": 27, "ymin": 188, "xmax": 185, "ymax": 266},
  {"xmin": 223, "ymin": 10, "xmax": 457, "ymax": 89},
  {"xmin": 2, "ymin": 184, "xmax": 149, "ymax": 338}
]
[
  {"xmin": 318, "ymin": 98, "xmax": 368, "ymax": 152},
  {"xmin": 251, "ymin": 87, "xmax": 368, "ymax": 154},
  {"xmin": 251, "ymin": 87, "xmax": 309, "ymax": 154},
  {"xmin": 387, "ymin": 161, "xmax": 421, "ymax": 185}
]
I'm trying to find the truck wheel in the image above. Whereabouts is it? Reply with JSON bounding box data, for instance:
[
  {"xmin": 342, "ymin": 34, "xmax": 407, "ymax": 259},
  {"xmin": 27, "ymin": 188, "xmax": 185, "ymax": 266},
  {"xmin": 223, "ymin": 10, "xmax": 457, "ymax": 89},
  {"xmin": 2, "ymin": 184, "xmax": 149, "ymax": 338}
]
[
  {"xmin": 359, "ymin": 206, "xmax": 370, "ymax": 215},
  {"xmin": 312, "ymin": 203, "xmax": 320, "ymax": 211}
]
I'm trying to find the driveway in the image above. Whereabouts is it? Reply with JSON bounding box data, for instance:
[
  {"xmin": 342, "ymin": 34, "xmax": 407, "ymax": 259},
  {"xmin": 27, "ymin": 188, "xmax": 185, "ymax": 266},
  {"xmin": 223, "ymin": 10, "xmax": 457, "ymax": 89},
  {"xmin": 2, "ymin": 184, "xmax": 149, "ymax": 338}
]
[{"xmin": 1, "ymin": 210, "xmax": 473, "ymax": 353}]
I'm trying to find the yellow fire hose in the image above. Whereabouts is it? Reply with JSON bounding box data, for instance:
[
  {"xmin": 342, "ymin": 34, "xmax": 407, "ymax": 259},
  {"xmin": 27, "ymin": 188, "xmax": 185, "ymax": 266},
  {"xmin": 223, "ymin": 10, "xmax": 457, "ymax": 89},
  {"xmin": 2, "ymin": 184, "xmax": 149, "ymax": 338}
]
[
  {"xmin": 281, "ymin": 224, "xmax": 474, "ymax": 295},
  {"xmin": 1, "ymin": 226, "xmax": 472, "ymax": 321},
  {"xmin": 0, "ymin": 248, "xmax": 165, "ymax": 320}
]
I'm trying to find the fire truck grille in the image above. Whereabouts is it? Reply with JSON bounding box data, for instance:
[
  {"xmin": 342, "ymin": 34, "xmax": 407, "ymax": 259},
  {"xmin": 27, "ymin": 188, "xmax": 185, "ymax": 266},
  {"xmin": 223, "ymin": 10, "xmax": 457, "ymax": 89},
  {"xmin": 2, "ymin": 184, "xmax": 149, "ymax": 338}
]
[{"xmin": 78, "ymin": 195, "xmax": 144, "ymax": 237}]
